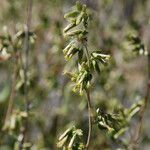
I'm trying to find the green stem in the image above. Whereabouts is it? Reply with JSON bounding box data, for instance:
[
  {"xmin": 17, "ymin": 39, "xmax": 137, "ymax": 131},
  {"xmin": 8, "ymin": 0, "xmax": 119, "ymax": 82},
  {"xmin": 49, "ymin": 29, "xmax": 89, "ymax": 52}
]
[{"xmin": 85, "ymin": 89, "xmax": 92, "ymax": 150}]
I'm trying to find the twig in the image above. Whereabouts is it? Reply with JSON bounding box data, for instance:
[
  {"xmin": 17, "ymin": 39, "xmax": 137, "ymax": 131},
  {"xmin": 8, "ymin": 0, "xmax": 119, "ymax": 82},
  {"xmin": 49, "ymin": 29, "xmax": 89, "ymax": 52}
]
[
  {"xmin": 18, "ymin": 0, "xmax": 33, "ymax": 149},
  {"xmin": 85, "ymin": 89, "xmax": 92, "ymax": 150}
]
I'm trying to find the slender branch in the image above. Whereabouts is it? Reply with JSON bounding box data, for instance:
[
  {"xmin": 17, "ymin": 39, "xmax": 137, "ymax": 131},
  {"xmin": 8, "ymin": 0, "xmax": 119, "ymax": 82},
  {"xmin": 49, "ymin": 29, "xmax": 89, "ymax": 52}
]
[
  {"xmin": 132, "ymin": 53, "xmax": 150, "ymax": 149},
  {"xmin": 18, "ymin": 0, "xmax": 33, "ymax": 149},
  {"xmin": 85, "ymin": 89, "xmax": 92, "ymax": 150}
]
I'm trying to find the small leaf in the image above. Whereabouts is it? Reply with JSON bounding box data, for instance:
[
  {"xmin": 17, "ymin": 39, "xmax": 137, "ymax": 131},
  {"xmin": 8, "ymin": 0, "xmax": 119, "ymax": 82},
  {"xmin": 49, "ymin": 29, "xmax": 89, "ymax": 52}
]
[
  {"xmin": 64, "ymin": 10, "xmax": 79, "ymax": 19},
  {"xmin": 64, "ymin": 30, "xmax": 86, "ymax": 37},
  {"xmin": 57, "ymin": 135, "xmax": 68, "ymax": 148},
  {"xmin": 63, "ymin": 23, "xmax": 76, "ymax": 33},
  {"xmin": 76, "ymin": 1, "xmax": 82, "ymax": 11},
  {"xmin": 59, "ymin": 126, "xmax": 74, "ymax": 141},
  {"xmin": 76, "ymin": 12, "xmax": 84, "ymax": 25},
  {"xmin": 68, "ymin": 134, "xmax": 76, "ymax": 148}
]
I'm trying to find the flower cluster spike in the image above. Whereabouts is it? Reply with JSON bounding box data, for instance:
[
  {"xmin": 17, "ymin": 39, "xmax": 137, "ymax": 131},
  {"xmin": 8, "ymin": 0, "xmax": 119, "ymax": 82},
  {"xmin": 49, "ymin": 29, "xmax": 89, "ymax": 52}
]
[
  {"xmin": 63, "ymin": 1, "xmax": 88, "ymax": 61},
  {"xmin": 57, "ymin": 126, "xmax": 84, "ymax": 150},
  {"xmin": 63, "ymin": 1, "xmax": 110, "ymax": 95},
  {"xmin": 95, "ymin": 100, "xmax": 142, "ymax": 139}
]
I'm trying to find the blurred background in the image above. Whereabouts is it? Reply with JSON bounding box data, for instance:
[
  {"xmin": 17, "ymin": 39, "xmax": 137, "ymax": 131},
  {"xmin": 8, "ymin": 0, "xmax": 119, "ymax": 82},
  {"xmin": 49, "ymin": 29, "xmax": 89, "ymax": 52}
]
[{"xmin": 0, "ymin": 0, "xmax": 150, "ymax": 149}]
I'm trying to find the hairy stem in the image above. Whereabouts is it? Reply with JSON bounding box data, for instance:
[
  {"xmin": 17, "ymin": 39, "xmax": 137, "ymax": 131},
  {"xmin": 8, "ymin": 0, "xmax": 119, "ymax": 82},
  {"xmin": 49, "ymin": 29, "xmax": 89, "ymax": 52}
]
[
  {"xmin": 132, "ymin": 53, "xmax": 150, "ymax": 149},
  {"xmin": 18, "ymin": 0, "xmax": 33, "ymax": 149},
  {"xmin": 85, "ymin": 89, "xmax": 92, "ymax": 150}
]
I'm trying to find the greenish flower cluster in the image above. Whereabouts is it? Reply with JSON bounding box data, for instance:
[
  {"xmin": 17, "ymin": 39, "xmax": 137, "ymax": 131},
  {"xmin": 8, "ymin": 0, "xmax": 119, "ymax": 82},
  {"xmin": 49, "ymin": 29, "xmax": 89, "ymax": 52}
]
[
  {"xmin": 63, "ymin": 1, "xmax": 110, "ymax": 95},
  {"xmin": 57, "ymin": 126, "xmax": 84, "ymax": 150},
  {"xmin": 127, "ymin": 34, "xmax": 147, "ymax": 55},
  {"xmin": 95, "ymin": 101, "xmax": 142, "ymax": 140}
]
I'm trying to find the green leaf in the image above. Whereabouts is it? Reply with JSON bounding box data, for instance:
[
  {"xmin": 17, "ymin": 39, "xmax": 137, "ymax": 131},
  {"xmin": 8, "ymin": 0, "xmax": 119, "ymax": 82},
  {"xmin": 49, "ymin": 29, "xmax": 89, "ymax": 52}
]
[
  {"xmin": 76, "ymin": 1, "xmax": 82, "ymax": 11},
  {"xmin": 57, "ymin": 135, "xmax": 68, "ymax": 148},
  {"xmin": 63, "ymin": 23, "xmax": 76, "ymax": 33},
  {"xmin": 59, "ymin": 126, "xmax": 74, "ymax": 141},
  {"xmin": 64, "ymin": 30, "xmax": 87, "ymax": 37},
  {"xmin": 64, "ymin": 10, "xmax": 80, "ymax": 19},
  {"xmin": 68, "ymin": 134, "xmax": 76, "ymax": 148},
  {"xmin": 76, "ymin": 12, "xmax": 84, "ymax": 25}
]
